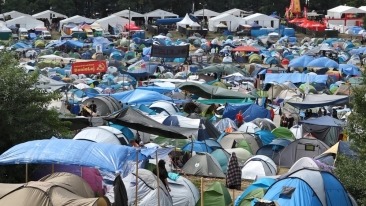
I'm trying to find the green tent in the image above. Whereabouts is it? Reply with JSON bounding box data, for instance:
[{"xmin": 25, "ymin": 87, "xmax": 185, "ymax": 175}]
[
  {"xmin": 238, "ymin": 188, "xmax": 266, "ymax": 206},
  {"xmin": 271, "ymin": 127, "xmax": 295, "ymax": 140},
  {"xmin": 237, "ymin": 140, "xmax": 253, "ymax": 154},
  {"xmin": 35, "ymin": 40, "xmax": 45, "ymax": 48},
  {"xmin": 196, "ymin": 182, "xmax": 232, "ymax": 206}
]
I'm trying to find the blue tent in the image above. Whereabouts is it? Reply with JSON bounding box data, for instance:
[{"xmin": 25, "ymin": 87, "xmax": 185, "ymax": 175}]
[
  {"xmin": 210, "ymin": 148, "xmax": 231, "ymax": 173},
  {"xmin": 222, "ymin": 103, "xmax": 252, "ymax": 120},
  {"xmin": 339, "ymin": 64, "xmax": 361, "ymax": 76},
  {"xmin": 136, "ymin": 86, "xmax": 175, "ymax": 94},
  {"xmin": 263, "ymin": 169, "xmax": 353, "ymax": 206},
  {"xmin": 256, "ymin": 139, "xmax": 291, "ymax": 164},
  {"xmin": 234, "ymin": 177, "xmax": 276, "ymax": 206},
  {"xmin": 288, "ymin": 55, "xmax": 315, "ymax": 68},
  {"xmin": 243, "ymin": 104, "xmax": 271, "ymax": 122},
  {"xmin": 108, "ymin": 123, "xmax": 135, "ymax": 141},
  {"xmin": 107, "ymin": 89, "xmax": 173, "ymax": 105},
  {"xmin": 306, "ymin": 57, "xmax": 339, "ymax": 68},
  {"xmin": 0, "ymin": 139, "xmax": 154, "ymax": 176},
  {"xmin": 182, "ymin": 141, "xmax": 213, "ymax": 153},
  {"xmin": 255, "ymin": 130, "xmax": 276, "ymax": 145}
]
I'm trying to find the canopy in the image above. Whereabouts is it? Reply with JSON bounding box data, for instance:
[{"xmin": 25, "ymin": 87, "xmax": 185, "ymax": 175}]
[
  {"xmin": 177, "ymin": 82, "xmax": 253, "ymax": 99},
  {"xmin": 0, "ymin": 139, "xmax": 152, "ymax": 174},
  {"xmin": 287, "ymin": 94, "xmax": 349, "ymax": 109},
  {"xmin": 104, "ymin": 107, "xmax": 197, "ymax": 139}
]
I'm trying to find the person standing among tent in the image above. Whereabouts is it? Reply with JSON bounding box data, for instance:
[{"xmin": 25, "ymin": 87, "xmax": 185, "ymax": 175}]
[
  {"xmin": 235, "ymin": 110, "xmax": 244, "ymax": 127},
  {"xmin": 226, "ymin": 152, "xmax": 241, "ymax": 190},
  {"xmin": 153, "ymin": 160, "xmax": 171, "ymax": 192},
  {"xmin": 89, "ymin": 100, "xmax": 97, "ymax": 113}
]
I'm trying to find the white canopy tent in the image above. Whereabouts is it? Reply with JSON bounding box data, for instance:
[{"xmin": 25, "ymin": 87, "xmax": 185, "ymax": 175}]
[
  {"xmin": 113, "ymin": 9, "xmax": 144, "ymax": 18},
  {"xmin": 6, "ymin": 16, "xmax": 44, "ymax": 30},
  {"xmin": 32, "ymin": 10, "xmax": 67, "ymax": 23},
  {"xmin": 360, "ymin": 6, "xmax": 366, "ymax": 12},
  {"xmin": 208, "ymin": 13, "xmax": 244, "ymax": 31},
  {"xmin": 222, "ymin": 8, "xmax": 249, "ymax": 17},
  {"xmin": 177, "ymin": 13, "xmax": 200, "ymax": 28},
  {"xmin": 58, "ymin": 15, "xmax": 95, "ymax": 31},
  {"xmin": 1, "ymin": 10, "xmax": 27, "ymax": 19},
  {"xmin": 243, "ymin": 13, "xmax": 280, "ymax": 28},
  {"xmin": 327, "ymin": 5, "xmax": 366, "ymax": 18},
  {"xmin": 144, "ymin": 9, "xmax": 179, "ymax": 21},
  {"xmin": 95, "ymin": 14, "xmax": 132, "ymax": 31},
  {"xmin": 194, "ymin": 9, "xmax": 220, "ymax": 18}
]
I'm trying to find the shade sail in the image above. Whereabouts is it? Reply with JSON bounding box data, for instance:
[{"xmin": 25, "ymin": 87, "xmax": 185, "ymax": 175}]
[
  {"xmin": 0, "ymin": 139, "xmax": 154, "ymax": 174},
  {"xmin": 286, "ymin": 94, "xmax": 349, "ymax": 109},
  {"xmin": 104, "ymin": 107, "xmax": 197, "ymax": 139},
  {"xmin": 177, "ymin": 82, "xmax": 253, "ymax": 99}
]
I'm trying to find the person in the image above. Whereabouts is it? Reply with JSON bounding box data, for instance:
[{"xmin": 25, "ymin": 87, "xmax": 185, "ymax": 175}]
[
  {"xmin": 60, "ymin": 59, "xmax": 65, "ymax": 68},
  {"xmin": 280, "ymin": 114, "xmax": 288, "ymax": 128},
  {"xmin": 287, "ymin": 115, "xmax": 294, "ymax": 129},
  {"xmin": 332, "ymin": 109, "xmax": 338, "ymax": 119},
  {"xmin": 269, "ymin": 107, "xmax": 275, "ymax": 121},
  {"xmin": 89, "ymin": 100, "xmax": 97, "ymax": 113},
  {"xmin": 318, "ymin": 108, "xmax": 323, "ymax": 117},
  {"xmin": 323, "ymin": 107, "xmax": 327, "ymax": 116},
  {"xmin": 153, "ymin": 160, "xmax": 171, "ymax": 192},
  {"xmin": 235, "ymin": 110, "xmax": 244, "ymax": 127}
]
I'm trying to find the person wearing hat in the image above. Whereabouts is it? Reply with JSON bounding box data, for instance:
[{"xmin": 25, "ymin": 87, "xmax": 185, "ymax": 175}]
[{"xmin": 153, "ymin": 159, "xmax": 171, "ymax": 192}]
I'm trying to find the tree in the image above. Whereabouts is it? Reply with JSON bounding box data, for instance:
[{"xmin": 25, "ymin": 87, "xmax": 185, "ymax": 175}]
[
  {"xmin": 335, "ymin": 74, "xmax": 366, "ymax": 205},
  {"xmin": 0, "ymin": 51, "xmax": 70, "ymax": 182}
]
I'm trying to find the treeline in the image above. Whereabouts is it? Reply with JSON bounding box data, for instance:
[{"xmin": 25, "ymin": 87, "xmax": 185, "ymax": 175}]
[{"xmin": 1, "ymin": 0, "xmax": 365, "ymax": 18}]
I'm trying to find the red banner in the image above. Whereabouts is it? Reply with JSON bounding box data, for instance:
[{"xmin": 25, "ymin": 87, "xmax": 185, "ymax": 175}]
[{"xmin": 71, "ymin": 61, "xmax": 107, "ymax": 74}]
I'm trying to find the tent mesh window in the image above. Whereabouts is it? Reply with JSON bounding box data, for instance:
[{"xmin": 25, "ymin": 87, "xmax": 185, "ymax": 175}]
[{"xmin": 305, "ymin": 144, "xmax": 316, "ymax": 151}]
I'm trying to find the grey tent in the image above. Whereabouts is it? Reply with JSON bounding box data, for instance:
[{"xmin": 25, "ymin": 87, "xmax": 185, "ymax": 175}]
[
  {"xmin": 279, "ymin": 138, "xmax": 329, "ymax": 168},
  {"xmin": 83, "ymin": 96, "xmax": 122, "ymax": 116},
  {"xmin": 300, "ymin": 116, "xmax": 345, "ymax": 146},
  {"xmin": 182, "ymin": 153, "xmax": 225, "ymax": 178},
  {"xmin": 219, "ymin": 132, "xmax": 262, "ymax": 154},
  {"xmin": 168, "ymin": 176, "xmax": 199, "ymax": 206},
  {"xmin": 286, "ymin": 94, "xmax": 349, "ymax": 109}
]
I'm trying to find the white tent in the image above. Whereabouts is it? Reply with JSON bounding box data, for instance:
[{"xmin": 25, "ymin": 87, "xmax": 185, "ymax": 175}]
[
  {"xmin": 6, "ymin": 16, "xmax": 44, "ymax": 30},
  {"xmin": 177, "ymin": 13, "xmax": 200, "ymax": 28},
  {"xmin": 194, "ymin": 9, "xmax": 220, "ymax": 18},
  {"xmin": 149, "ymin": 100, "xmax": 179, "ymax": 115},
  {"xmin": 168, "ymin": 176, "xmax": 200, "ymax": 206},
  {"xmin": 32, "ymin": 10, "xmax": 67, "ymax": 23},
  {"xmin": 327, "ymin": 5, "xmax": 366, "ymax": 18},
  {"xmin": 241, "ymin": 155, "xmax": 277, "ymax": 180},
  {"xmin": 95, "ymin": 14, "xmax": 132, "ymax": 31},
  {"xmin": 243, "ymin": 13, "xmax": 280, "ymax": 28},
  {"xmin": 222, "ymin": 8, "xmax": 248, "ymax": 17},
  {"xmin": 59, "ymin": 15, "xmax": 95, "ymax": 31},
  {"xmin": 144, "ymin": 9, "xmax": 179, "ymax": 21},
  {"xmin": 113, "ymin": 9, "xmax": 144, "ymax": 18},
  {"xmin": 73, "ymin": 126, "xmax": 128, "ymax": 145},
  {"xmin": 1, "ymin": 10, "xmax": 27, "ymax": 19},
  {"xmin": 208, "ymin": 13, "xmax": 244, "ymax": 31},
  {"xmin": 359, "ymin": 6, "xmax": 366, "ymax": 12}
]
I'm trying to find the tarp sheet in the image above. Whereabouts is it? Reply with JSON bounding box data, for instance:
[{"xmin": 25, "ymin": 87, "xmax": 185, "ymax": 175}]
[
  {"xmin": 264, "ymin": 73, "xmax": 328, "ymax": 84},
  {"xmin": 107, "ymin": 89, "xmax": 173, "ymax": 105},
  {"xmin": 0, "ymin": 139, "xmax": 155, "ymax": 175},
  {"xmin": 286, "ymin": 94, "xmax": 349, "ymax": 109}
]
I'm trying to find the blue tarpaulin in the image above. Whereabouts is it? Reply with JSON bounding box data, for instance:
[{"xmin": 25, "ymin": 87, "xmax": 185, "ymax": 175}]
[
  {"xmin": 0, "ymin": 139, "xmax": 155, "ymax": 175},
  {"xmin": 106, "ymin": 89, "xmax": 173, "ymax": 105},
  {"xmin": 288, "ymin": 55, "xmax": 315, "ymax": 68},
  {"xmin": 264, "ymin": 73, "xmax": 328, "ymax": 84}
]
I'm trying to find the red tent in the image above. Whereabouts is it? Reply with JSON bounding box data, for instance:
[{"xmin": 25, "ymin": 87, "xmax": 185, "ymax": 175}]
[
  {"xmin": 125, "ymin": 23, "xmax": 140, "ymax": 31},
  {"xmin": 232, "ymin": 46, "xmax": 259, "ymax": 52},
  {"xmin": 281, "ymin": 58, "xmax": 290, "ymax": 65}
]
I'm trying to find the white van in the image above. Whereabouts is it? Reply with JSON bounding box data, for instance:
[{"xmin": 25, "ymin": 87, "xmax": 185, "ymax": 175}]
[
  {"xmin": 40, "ymin": 30, "xmax": 52, "ymax": 40},
  {"xmin": 18, "ymin": 28, "xmax": 28, "ymax": 39}
]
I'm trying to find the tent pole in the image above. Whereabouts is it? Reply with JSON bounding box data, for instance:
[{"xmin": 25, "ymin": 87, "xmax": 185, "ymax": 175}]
[
  {"xmin": 25, "ymin": 164, "xmax": 28, "ymax": 183},
  {"xmin": 232, "ymin": 189, "xmax": 235, "ymax": 203},
  {"xmin": 135, "ymin": 149, "xmax": 139, "ymax": 206},
  {"xmin": 200, "ymin": 177, "xmax": 204, "ymax": 206},
  {"xmin": 51, "ymin": 164, "xmax": 54, "ymax": 174},
  {"xmin": 156, "ymin": 150, "xmax": 161, "ymax": 206}
]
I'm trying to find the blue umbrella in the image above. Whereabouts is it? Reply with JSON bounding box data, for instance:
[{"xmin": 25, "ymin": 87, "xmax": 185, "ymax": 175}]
[
  {"xmin": 288, "ymin": 55, "xmax": 315, "ymax": 68},
  {"xmin": 306, "ymin": 57, "xmax": 339, "ymax": 68},
  {"xmin": 182, "ymin": 141, "xmax": 213, "ymax": 153},
  {"xmin": 339, "ymin": 64, "xmax": 361, "ymax": 76}
]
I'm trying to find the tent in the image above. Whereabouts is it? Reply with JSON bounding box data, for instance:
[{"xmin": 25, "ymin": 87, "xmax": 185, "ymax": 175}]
[
  {"xmin": 208, "ymin": 13, "xmax": 244, "ymax": 32},
  {"xmin": 152, "ymin": 114, "xmax": 201, "ymax": 128},
  {"xmin": 177, "ymin": 13, "xmax": 200, "ymax": 28},
  {"xmin": 300, "ymin": 116, "xmax": 345, "ymax": 146},
  {"xmin": 1, "ymin": 10, "xmax": 27, "ymax": 19},
  {"xmin": 0, "ymin": 172, "xmax": 109, "ymax": 206},
  {"xmin": 223, "ymin": 8, "xmax": 248, "ymax": 17},
  {"xmin": 193, "ymin": 9, "xmax": 220, "ymax": 18},
  {"xmin": 122, "ymin": 169, "xmax": 172, "ymax": 206},
  {"xmin": 32, "ymin": 10, "xmax": 67, "ymax": 23},
  {"xmin": 234, "ymin": 177, "xmax": 276, "ymax": 206},
  {"xmin": 271, "ymin": 127, "xmax": 295, "ymax": 140},
  {"xmin": 242, "ymin": 104, "xmax": 271, "ymax": 122},
  {"xmin": 263, "ymin": 168, "xmax": 355, "ymax": 206},
  {"xmin": 327, "ymin": 5, "xmax": 366, "ymax": 18},
  {"xmin": 243, "ymin": 13, "xmax": 279, "ymax": 29},
  {"xmin": 150, "ymin": 100, "xmax": 180, "ymax": 115},
  {"xmin": 168, "ymin": 175, "xmax": 199, "ymax": 206},
  {"xmin": 286, "ymin": 94, "xmax": 349, "ymax": 109},
  {"xmin": 197, "ymin": 182, "xmax": 232, "ymax": 206},
  {"xmin": 288, "ymin": 157, "xmax": 334, "ymax": 174},
  {"xmin": 254, "ymin": 130, "xmax": 276, "ymax": 145},
  {"xmin": 104, "ymin": 107, "xmax": 197, "ymax": 139},
  {"xmin": 6, "ymin": 16, "xmax": 44, "ymax": 30},
  {"xmin": 59, "ymin": 15, "xmax": 95, "ymax": 31},
  {"xmin": 211, "ymin": 148, "xmax": 231, "ymax": 173},
  {"xmin": 315, "ymin": 141, "xmax": 357, "ymax": 166},
  {"xmin": 95, "ymin": 15, "xmax": 132, "ymax": 31},
  {"xmin": 279, "ymin": 138, "xmax": 329, "ymax": 168},
  {"xmin": 226, "ymin": 148, "xmax": 252, "ymax": 166},
  {"xmin": 256, "ymin": 139, "xmax": 292, "ymax": 165},
  {"xmin": 73, "ymin": 126, "xmax": 129, "ymax": 145},
  {"xmin": 82, "ymin": 96, "xmax": 122, "ymax": 116},
  {"xmin": 113, "ymin": 10, "xmax": 144, "ymax": 18},
  {"xmin": 241, "ymin": 155, "xmax": 277, "ymax": 180},
  {"xmin": 182, "ymin": 153, "xmax": 225, "ymax": 178},
  {"xmin": 215, "ymin": 118, "xmax": 238, "ymax": 133},
  {"xmin": 108, "ymin": 89, "xmax": 173, "ymax": 105},
  {"xmin": 238, "ymin": 122, "xmax": 260, "ymax": 134},
  {"xmin": 144, "ymin": 9, "xmax": 179, "ymax": 20},
  {"xmin": 264, "ymin": 73, "xmax": 328, "ymax": 84},
  {"xmin": 219, "ymin": 132, "xmax": 262, "ymax": 154},
  {"xmin": 182, "ymin": 141, "xmax": 213, "ymax": 153}
]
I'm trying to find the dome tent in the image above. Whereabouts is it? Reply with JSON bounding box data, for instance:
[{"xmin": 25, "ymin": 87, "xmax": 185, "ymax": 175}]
[
  {"xmin": 168, "ymin": 175, "xmax": 199, "ymax": 206},
  {"xmin": 241, "ymin": 155, "xmax": 277, "ymax": 180},
  {"xmin": 182, "ymin": 153, "xmax": 225, "ymax": 178},
  {"xmin": 197, "ymin": 182, "xmax": 232, "ymax": 206},
  {"xmin": 73, "ymin": 126, "xmax": 129, "ymax": 145}
]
